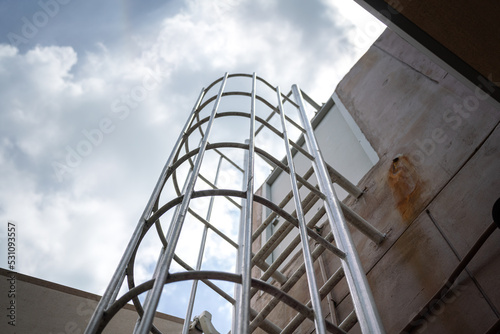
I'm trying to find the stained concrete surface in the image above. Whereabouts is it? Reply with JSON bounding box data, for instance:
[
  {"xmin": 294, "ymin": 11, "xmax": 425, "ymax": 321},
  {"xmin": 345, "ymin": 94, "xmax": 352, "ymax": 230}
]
[
  {"xmin": 251, "ymin": 28, "xmax": 500, "ymax": 333},
  {"xmin": 0, "ymin": 268, "xmax": 183, "ymax": 334}
]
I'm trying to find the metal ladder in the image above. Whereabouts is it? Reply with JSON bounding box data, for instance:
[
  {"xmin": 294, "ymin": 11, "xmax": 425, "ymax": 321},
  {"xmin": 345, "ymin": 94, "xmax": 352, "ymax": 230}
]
[{"xmin": 85, "ymin": 73, "xmax": 386, "ymax": 334}]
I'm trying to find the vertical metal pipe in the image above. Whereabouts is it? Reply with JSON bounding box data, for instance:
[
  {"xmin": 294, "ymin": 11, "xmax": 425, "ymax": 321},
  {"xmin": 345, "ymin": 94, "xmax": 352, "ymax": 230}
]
[
  {"xmin": 291, "ymin": 85, "xmax": 385, "ymax": 334},
  {"xmin": 235, "ymin": 72, "xmax": 257, "ymax": 334},
  {"xmin": 319, "ymin": 253, "xmax": 338, "ymax": 325},
  {"xmin": 132, "ymin": 249, "xmax": 167, "ymax": 333},
  {"xmin": 140, "ymin": 163, "xmax": 196, "ymax": 326},
  {"xmin": 276, "ymin": 86, "xmax": 327, "ymax": 334},
  {"xmin": 85, "ymin": 88, "xmax": 205, "ymax": 334},
  {"xmin": 232, "ymin": 142, "xmax": 247, "ymax": 334},
  {"xmin": 232, "ymin": 141, "xmax": 248, "ymax": 334},
  {"xmin": 134, "ymin": 73, "xmax": 228, "ymax": 334},
  {"xmin": 181, "ymin": 155, "xmax": 223, "ymax": 334},
  {"xmin": 107, "ymin": 275, "xmax": 125, "ymax": 308}
]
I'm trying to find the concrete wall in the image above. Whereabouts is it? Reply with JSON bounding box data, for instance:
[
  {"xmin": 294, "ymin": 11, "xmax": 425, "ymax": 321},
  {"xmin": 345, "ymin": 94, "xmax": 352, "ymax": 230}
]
[
  {"xmin": 384, "ymin": 0, "xmax": 500, "ymax": 84},
  {"xmin": 0, "ymin": 268, "xmax": 183, "ymax": 334},
  {"xmin": 352, "ymin": 0, "xmax": 500, "ymax": 106},
  {"xmin": 251, "ymin": 28, "xmax": 500, "ymax": 333},
  {"xmin": 335, "ymin": 28, "xmax": 500, "ymax": 333}
]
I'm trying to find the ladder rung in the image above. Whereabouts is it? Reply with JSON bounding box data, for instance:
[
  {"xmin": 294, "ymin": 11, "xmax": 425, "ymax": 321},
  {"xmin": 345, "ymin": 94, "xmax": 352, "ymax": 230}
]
[
  {"xmin": 339, "ymin": 310, "xmax": 357, "ymax": 332},
  {"xmin": 281, "ymin": 266, "xmax": 346, "ymax": 334}
]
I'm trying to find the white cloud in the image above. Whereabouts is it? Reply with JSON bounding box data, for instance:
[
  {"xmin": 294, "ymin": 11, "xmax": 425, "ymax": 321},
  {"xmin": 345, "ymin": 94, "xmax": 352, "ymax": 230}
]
[
  {"xmin": 0, "ymin": 0, "xmax": 384, "ymax": 329},
  {"xmin": 0, "ymin": 149, "xmax": 127, "ymax": 292},
  {"xmin": 0, "ymin": 42, "xmax": 169, "ymax": 292}
]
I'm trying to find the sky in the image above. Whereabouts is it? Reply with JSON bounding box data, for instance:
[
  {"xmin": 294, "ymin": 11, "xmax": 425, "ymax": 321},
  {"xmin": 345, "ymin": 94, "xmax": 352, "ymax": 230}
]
[{"xmin": 0, "ymin": 0, "xmax": 385, "ymax": 331}]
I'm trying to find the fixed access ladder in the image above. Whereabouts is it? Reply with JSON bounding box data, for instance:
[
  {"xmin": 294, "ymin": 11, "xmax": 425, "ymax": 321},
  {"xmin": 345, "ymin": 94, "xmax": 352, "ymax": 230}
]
[{"xmin": 85, "ymin": 73, "xmax": 386, "ymax": 334}]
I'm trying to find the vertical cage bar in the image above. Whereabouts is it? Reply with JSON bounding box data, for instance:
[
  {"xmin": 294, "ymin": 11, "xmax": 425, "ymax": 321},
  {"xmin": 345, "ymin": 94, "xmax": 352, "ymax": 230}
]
[
  {"xmin": 276, "ymin": 86, "xmax": 327, "ymax": 334},
  {"xmin": 291, "ymin": 85, "xmax": 385, "ymax": 334},
  {"xmin": 84, "ymin": 88, "xmax": 205, "ymax": 334},
  {"xmin": 88, "ymin": 74, "xmax": 387, "ymax": 334},
  {"xmin": 134, "ymin": 73, "xmax": 229, "ymax": 334},
  {"xmin": 233, "ymin": 153, "xmax": 246, "ymax": 334},
  {"xmin": 181, "ymin": 155, "xmax": 224, "ymax": 334},
  {"xmin": 235, "ymin": 72, "xmax": 257, "ymax": 333},
  {"xmin": 141, "ymin": 164, "xmax": 195, "ymax": 320}
]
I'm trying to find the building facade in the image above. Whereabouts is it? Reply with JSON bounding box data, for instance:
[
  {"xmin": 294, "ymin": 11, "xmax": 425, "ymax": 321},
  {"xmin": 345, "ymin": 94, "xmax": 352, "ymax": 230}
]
[
  {"xmin": 0, "ymin": 268, "xmax": 183, "ymax": 333},
  {"xmin": 251, "ymin": 29, "xmax": 500, "ymax": 333}
]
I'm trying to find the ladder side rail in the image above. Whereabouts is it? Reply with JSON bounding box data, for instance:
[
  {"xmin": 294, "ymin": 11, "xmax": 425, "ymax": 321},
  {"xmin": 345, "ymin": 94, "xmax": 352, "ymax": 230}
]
[
  {"xmin": 291, "ymin": 85, "xmax": 385, "ymax": 334},
  {"xmin": 235, "ymin": 73, "xmax": 258, "ymax": 333},
  {"xmin": 276, "ymin": 85, "xmax": 327, "ymax": 334}
]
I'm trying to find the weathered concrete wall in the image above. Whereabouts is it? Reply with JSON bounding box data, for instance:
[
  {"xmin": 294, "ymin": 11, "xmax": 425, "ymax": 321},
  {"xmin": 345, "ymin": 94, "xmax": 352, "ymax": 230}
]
[
  {"xmin": 353, "ymin": 0, "xmax": 500, "ymax": 109},
  {"xmin": 251, "ymin": 28, "xmax": 500, "ymax": 334},
  {"xmin": 334, "ymin": 28, "xmax": 499, "ymax": 333},
  {"xmin": 334, "ymin": 28, "xmax": 500, "ymax": 333},
  {"xmin": 0, "ymin": 268, "xmax": 183, "ymax": 334},
  {"xmin": 384, "ymin": 0, "xmax": 500, "ymax": 86}
]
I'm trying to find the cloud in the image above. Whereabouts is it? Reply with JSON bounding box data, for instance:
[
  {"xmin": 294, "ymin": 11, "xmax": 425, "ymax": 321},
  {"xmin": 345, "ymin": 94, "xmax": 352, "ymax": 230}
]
[
  {"xmin": 140, "ymin": 0, "xmax": 375, "ymax": 102},
  {"xmin": 0, "ymin": 42, "xmax": 171, "ymax": 290},
  {"xmin": 0, "ymin": 0, "xmax": 384, "ymax": 331}
]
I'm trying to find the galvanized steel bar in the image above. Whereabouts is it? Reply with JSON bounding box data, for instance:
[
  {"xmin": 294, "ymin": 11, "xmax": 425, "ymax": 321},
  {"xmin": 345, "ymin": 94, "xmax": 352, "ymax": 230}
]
[
  {"xmin": 339, "ymin": 310, "xmax": 357, "ymax": 332},
  {"xmin": 233, "ymin": 139, "xmax": 246, "ymax": 334},
  {"xmin": 276, "ymin": 85, "xmax": 327, "ymax": 333},
  {"xmin": 281, "ymin": 267, "xmax": 346, "ymax": 334},
  {"xmin": 88, "ymin": 74, "xmax": 386, "ymax": 334},
  {"xmin": 340, "ymin": 202, "xmax": 385, "ymax": 244},
  {"xmin": 248, "ymin": 233, "xmax": 335, "ymax": 332},
  {"xmin": 326, "ymin": 165, "xmax": 363, "ymax": 199},
  {"xmin": 188, "ymin": 206, "xmax": 288, "ymax": 284},
  {"xmin": 172, "ymin": 252, "xmax": 284, "ymax": 334},
  {"xmin": 188, "ymin": 208, "xmax": 238, "ymax": 247},
  {"xmin": 251, "ymin": 167, "xmax": 315, "ymax": 242},
  {"xmin": 300, "ymin": 89, "xmax": 322, "ymax": 111},
  {"xmin": 235, "ymin": 72, "xmax": 258, "ymax": 334},
  {"xmin": 181, "ymin": 155, "xmax": 224, "ymax": 334},
  {"xmin": 134, "ymin": 73, "xmax": 228, "ymax": 334},
  {"xmin": 105, "ymin": 271, "xmax": 330, "ymax": 334},
  {"xmin": 180, "ymin": 216, "xmax": 208, "ymax": 334},
  {"xmin": 251, "ymin": 191, "xmax": 345, "ymax": 267},
  {"xmin": 213, "ymin": 147, "xmax": 245, "ymax": 173},
  {"xmin": 292, "ymin": 84, "xmax": 385, "ymax": 334},
  {"xmin": 145, "ymin": 163, "xmax": 195, "ymax": 303},
  {"xmin": 319, "ymin": 253, "xmax": 339, "ymax": 325},
  {"xmin": 84, "ymin": 87, "xmax": 205, "ymax": 334},
  {"xmin": 141, "ymin": 154, "xmax": 199, "ymax": 326},
  {"xmin": 250, "ymin": 208, "xmax": 327, "ymax": 295},
  {"xmin": 198, "ymin": 173, "xmax": 242, "ymax": 209}
]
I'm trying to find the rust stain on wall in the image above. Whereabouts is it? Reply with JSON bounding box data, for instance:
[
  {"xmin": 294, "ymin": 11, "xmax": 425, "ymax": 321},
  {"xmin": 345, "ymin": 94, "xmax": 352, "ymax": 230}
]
[{"xmin": 388, "ymin": 155, "xmax": 422, "ymax": 222}]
